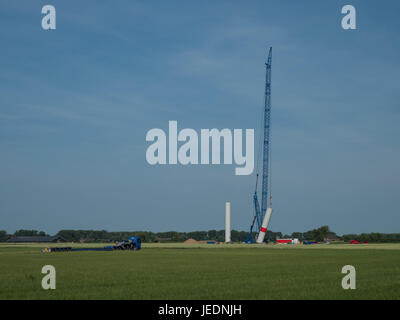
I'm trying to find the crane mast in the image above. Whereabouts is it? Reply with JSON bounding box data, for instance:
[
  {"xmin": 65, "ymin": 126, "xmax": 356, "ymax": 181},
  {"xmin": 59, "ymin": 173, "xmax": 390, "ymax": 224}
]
[
  {"xmin": 246, "ymin": 47, "xmax": 273, "ymax": 243},
  {"xmin": 261, "ymin": 47, "xmax": 272, "ymax": 218}
]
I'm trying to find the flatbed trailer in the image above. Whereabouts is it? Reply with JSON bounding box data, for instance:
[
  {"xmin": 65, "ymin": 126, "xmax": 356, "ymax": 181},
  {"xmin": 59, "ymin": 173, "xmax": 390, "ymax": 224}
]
[{"xmin": 41, "ymin": 236, "xmax": 141, "ymax": 252}]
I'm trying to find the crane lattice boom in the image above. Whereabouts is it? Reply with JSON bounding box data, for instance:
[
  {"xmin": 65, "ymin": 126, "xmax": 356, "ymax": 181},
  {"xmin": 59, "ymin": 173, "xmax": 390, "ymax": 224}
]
[{"xmin": 246, "ymin": 47, "xmax": 273, "ymax": 243}]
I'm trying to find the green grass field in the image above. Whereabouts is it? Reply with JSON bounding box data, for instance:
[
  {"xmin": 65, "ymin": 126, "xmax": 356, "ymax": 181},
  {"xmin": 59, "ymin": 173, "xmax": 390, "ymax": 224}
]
[{"xmin": 0, "ymin": 243, "xmax": 399, "ymax": 299}]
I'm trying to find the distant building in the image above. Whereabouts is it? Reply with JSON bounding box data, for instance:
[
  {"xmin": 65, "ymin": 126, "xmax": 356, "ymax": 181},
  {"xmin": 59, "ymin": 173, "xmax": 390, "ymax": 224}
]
[
  {"xmin": 6, "ymin": 236, "xmax": 65, "ymax": 243},
  {"xmin": 79, "ymin": 238, "xmax": 95, "ymax": 243},
  {"xmin": 324, "ymin": 233, "xmax": 340, "ymax": 242},
  {"xmin": 155, "ymin": 237, "xmax": 172, "ymax": 243}
]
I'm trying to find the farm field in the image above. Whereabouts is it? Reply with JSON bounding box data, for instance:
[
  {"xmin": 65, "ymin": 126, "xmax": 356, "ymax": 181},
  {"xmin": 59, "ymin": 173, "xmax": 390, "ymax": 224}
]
[{"xmin": 0, "ymin": 243, "xmax": 399, "ymax": 300}]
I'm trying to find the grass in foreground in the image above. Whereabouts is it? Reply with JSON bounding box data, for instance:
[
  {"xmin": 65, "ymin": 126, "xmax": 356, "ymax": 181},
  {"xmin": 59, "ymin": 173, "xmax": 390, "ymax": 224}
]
[{"xmin": 0, "ymin": 243, "xmax": 399, "ymax": 299}]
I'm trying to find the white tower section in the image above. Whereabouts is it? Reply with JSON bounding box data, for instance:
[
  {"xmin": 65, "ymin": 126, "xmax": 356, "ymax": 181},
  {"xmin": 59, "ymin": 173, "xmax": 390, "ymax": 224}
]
[
  {"xmin": 256, "ymin": 207, "xmax": 273, "ymax": 243},
  {"xmin": 225, "ymin": 202, "xmax": 231, "ymax": 243}
]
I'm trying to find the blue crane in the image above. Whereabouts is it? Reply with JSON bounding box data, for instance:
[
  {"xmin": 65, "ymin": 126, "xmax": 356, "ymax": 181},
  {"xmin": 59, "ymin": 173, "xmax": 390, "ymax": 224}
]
[{"xmin": 246, "ymin": 47, "xmax": 273, "ymax": 243}]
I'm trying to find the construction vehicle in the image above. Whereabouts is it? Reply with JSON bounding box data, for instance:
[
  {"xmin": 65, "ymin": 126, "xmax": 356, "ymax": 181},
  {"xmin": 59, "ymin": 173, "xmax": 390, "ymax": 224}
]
[
  {"xmin": 42, "ymin": 236, "xmax": 141, "ymax": 252},
  {"xmin": 110, "ymin": 236, "xmax": 142, "ymax": 250}
]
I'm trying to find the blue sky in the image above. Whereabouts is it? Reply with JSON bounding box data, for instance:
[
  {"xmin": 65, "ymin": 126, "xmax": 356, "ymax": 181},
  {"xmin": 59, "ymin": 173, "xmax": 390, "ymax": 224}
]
[{"xmin": 1, "ymin": 0, "xmax": 399, "ymax": 235}]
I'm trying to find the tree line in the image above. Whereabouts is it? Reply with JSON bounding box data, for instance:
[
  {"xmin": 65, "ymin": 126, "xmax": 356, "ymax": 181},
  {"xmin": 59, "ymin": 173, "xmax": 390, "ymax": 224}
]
[
  {"xmin": 1, "ymin": 227, "xmax": 400, "ymax": 243},
  {"xmin": 0, "ymin": 229, "xmax": 49, "ymax": 241},
  {"xmin": 54, "ymin": 229, "xmax": 283, "ymax": 243},
  {"xmin": 0, "ymin": 229, "xmax": 282, "ymax": 243},
  {"xmin": 342, "ymin": 233, "xmax": 400, "ymax": 243}
]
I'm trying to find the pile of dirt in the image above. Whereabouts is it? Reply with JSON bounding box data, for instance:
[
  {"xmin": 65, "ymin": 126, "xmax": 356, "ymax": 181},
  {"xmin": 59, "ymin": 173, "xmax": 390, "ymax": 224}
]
[{"xmin": 184, "ymin": 238, "xmax": 198, "ymax": 244}]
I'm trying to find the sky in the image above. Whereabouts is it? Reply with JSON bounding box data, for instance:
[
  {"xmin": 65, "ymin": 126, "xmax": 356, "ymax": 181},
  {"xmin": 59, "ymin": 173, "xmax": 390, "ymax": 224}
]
[{"xmin": 1, "ymin": 0, "xmax": 399, "ymax": 235}]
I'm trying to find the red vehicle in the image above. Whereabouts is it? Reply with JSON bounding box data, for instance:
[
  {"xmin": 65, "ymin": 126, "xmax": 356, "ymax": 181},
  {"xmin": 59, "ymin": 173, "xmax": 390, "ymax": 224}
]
[
  {"xmin": 350, "ymin": 240, "xmax": 359, "ymax": 244},
  {"xmin": 276, "ymin": 239, "xmax": 292, "ymax": 244}
]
